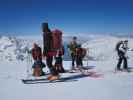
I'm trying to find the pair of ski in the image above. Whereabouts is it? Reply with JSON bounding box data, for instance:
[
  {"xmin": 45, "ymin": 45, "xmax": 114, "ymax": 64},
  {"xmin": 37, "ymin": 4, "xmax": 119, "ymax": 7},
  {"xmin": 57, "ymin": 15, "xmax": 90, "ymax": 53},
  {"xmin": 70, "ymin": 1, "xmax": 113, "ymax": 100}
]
[
  {"xmin": 22, "ymin": 77, "xmax": 77, "ymax": 84},
  {"xmin": 113, "ymin": 67, "xmax": 133, "ymax": 74},
  {"xmin": 22, "ymin": 69, "xmax": 103, "ymax": 84},
  {"xmin": 78, "ymin": 69, "xmax": 104, "ymax": 78},
  {"xmin": 113, "ymin": 67, "xmax": 133, "ymax": 73}
]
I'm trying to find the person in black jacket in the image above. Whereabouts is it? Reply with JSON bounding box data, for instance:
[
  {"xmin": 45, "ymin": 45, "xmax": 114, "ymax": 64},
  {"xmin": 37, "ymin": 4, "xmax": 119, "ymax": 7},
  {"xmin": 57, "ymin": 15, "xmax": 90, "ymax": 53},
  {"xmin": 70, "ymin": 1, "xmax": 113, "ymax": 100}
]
[{"xmin": 116, "ymin": 40, "xmax": 128, "ymax": 71}]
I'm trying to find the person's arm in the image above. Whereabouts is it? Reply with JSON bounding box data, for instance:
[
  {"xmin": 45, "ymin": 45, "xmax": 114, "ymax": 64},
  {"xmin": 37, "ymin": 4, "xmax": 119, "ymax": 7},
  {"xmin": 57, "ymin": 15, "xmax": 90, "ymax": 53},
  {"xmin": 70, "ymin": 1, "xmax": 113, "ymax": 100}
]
[{"xmin": 119, "ymin": 44, "xmax": 126, "ymax": 53}]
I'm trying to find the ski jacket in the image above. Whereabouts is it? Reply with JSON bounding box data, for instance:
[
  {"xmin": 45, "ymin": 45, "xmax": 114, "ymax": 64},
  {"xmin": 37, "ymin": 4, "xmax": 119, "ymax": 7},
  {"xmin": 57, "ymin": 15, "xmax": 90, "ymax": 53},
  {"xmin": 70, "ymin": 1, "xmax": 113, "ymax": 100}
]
[
  {"xmin": 68, "ymin": 41, "xmax": 78, "ymax": 55},
  {"xmin": 118, "ymin": 42, "xmax": 128, "ymax": 54},
  {"xmin": 31, "ymin": 46, "xmax": 42, "ymax": 61}
]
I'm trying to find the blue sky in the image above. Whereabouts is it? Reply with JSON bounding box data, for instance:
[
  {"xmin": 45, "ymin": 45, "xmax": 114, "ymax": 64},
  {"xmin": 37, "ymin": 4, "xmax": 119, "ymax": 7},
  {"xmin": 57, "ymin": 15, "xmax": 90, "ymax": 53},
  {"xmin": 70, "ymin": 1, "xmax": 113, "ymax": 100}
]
[{"xmin": 0, "ymin": 0, "xmax": 133, "ymax": 36}]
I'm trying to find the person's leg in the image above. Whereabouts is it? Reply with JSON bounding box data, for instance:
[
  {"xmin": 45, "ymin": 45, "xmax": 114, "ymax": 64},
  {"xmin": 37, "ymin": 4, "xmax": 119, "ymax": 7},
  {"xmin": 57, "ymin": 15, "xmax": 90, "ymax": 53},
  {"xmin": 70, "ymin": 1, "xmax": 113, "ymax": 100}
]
[
  {"xmin": 33, "ymin": 65, "xmax": 41, "ymax": 76},
  {"xmin": 76, "ymin": 56, "xmax": 80, "ymax": 69},
  {"xmin": 123, "ymin": 56, "xmax": 128, "ymax": 69},
  {"xmin": 59, "ymin": 64, "xmax": 65, "ymax": 73},
  {"xmin": 38, "ymin": 61, "xmax": 45, "ymax": 75},
  {"xmin": 60, "ymin": 62, "xmax": 65, "ymax": 73},
  {"xmin": 32, "ymin": 61, "xmax": 39, "ymax": 76},
  {"xmin": 54, "ymin": 57, "xmax": 64, "ymax": 73},
  {"xmin": 80, "ymin": 57, "xmax": 83, "ymax": 67},
  {"xmin": 46, "ymin": 56, "xmax": 54, "ymax": 73},
  {"xmin": 78, "ymin": 57, "xmax": 83, "ymax": 70},
  {"xmin": 71, "ymin": 53, "xmax": 75, "ymax": 69},
  {"xmin": 47, "ymin": 58, "xmax": 59, "ymax": 80},
  {"xmin": 54, "ymin": 63, "xmax": 58, "ymax": 73},
  {"xmin": 41, "ymin": 61, "xmax": 46, "ymax": 68},
  {"xmin": 47, "ymin": 56, "xmax": 59, "ymax": 76},
  {"xmin": 73, "ymin": 55, "xmax": 76, "ymax": 67},
  {"xmin": 32, "ymin": 61, "xmax": 36, "ymax": 69},
  {"xmin": 117, "ymin": 52, "xmax": 123, "ymax": 70},
  {"xmin": 71, "ymin": 53, "xmax": 76, "ymax": 70},
  {"xmin": 33, "ymin": 60, "xmax": 45, "ymax": 76},
  {"xmin": 59, "ymin": 58, "xmax": 65, "ymax": 73},
  {"xmin": 117, "ymin": 57, "xmax": 123, "ymax": 70}
]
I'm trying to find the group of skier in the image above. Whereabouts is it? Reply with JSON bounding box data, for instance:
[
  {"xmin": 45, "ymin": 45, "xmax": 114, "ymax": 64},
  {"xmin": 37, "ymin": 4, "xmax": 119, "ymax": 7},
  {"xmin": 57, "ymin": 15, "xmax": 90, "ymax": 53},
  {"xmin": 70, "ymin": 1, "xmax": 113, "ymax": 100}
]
[
  {"xmin": 30, "ymin": 22, "xmax": 86, "ymax": 80},
  {"xmin": 30, "ymin": 22, "xmax": 131, "ymax": 81},
  {"xmin": 67, "ymin": 36, "xmax": 86, "ymax": 71}
]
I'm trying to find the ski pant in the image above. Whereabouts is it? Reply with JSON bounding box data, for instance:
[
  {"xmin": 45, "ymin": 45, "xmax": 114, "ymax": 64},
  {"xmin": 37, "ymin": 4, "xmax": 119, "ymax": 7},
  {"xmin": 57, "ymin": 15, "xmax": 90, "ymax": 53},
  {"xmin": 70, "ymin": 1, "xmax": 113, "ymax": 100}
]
[
  {"xmin": 54, "ymin": 63, "xmax": 65, "ymax": 73},
  {"xmin": 76, "ymin": 56, "xmax": 83, "ymax": 67},
  {"xmin": 117, "ymin": 51, "xmax": 128, "ymax": 69},
  {"xmin": 71, "ymin": 53, "xmax": 76, "ymax": 67},
  {"xmin": 46, "ymin": 56, "xmax": 58, "ymax": 75},
  {"xmin": 55, "ymin": 57, "xmax": 65, "ymax": 73},
  {"xmin": 32, "ymin": 60, "xmax": 45, "ymax": 76},
  {"xmin": 32, "ymin": 60, "xmax": 45, "ymax": 68}
]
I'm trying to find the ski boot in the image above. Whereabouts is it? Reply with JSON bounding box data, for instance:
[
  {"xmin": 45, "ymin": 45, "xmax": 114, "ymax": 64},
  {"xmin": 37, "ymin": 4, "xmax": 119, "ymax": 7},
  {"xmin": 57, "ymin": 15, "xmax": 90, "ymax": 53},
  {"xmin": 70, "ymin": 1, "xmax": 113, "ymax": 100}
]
[{"xmin": 47, "ymin": 74, "xmax": 60, "ymax": 81}]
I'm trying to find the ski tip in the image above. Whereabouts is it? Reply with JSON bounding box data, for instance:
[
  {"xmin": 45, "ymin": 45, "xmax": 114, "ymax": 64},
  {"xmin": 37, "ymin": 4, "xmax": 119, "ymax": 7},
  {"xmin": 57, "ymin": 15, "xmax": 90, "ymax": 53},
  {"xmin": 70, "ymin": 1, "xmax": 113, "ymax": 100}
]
[{"xmin": 21, "ymin": 79, "xmax": 26, "ymax": 84}]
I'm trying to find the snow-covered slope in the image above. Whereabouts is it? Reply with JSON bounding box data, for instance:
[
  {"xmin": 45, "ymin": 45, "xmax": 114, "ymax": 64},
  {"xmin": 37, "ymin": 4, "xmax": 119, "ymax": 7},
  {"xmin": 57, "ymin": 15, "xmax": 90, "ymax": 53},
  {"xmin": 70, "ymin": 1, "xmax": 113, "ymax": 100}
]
[{"xmin": 1, "ymin": 60, "xmax": 133, "ymax": 100}]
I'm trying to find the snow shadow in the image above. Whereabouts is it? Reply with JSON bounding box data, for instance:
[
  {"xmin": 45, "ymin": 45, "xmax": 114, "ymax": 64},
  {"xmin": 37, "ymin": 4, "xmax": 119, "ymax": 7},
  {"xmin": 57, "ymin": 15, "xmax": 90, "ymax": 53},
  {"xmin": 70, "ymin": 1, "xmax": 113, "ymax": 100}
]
[
  {"xmin": 82, "ymin": 66, "xmax": 96, "ymax": 69},
  {"xmin": 61, "ymin": 74, "xmax": 89, "ymax": 80}
]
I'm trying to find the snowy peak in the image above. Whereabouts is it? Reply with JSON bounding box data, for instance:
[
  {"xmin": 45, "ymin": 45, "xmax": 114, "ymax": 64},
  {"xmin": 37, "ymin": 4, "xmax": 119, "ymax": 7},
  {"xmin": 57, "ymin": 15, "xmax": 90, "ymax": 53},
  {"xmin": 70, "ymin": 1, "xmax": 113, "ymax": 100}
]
[
  {"xmin": 0, "ymin": 36, "xmax": 30, "ymax": 61},
  {"xmin": 0, "ymin": 35, "xmax": 133, "ymax": 61}
]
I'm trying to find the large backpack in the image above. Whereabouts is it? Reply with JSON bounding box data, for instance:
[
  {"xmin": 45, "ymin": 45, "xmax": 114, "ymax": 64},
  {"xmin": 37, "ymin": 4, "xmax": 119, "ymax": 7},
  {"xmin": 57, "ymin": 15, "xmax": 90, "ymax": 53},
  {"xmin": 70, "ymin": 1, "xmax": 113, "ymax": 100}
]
[
  {"xmin": 42, "ymin": 23, "xmax": 63, "ymax": 55},
  {"xmin": 115, "ymin": 41, "xmax": 123, "ymax": 51},
  {"xmin": 52, "ymin": 29, "xmax": 62, "ymax": 51}
]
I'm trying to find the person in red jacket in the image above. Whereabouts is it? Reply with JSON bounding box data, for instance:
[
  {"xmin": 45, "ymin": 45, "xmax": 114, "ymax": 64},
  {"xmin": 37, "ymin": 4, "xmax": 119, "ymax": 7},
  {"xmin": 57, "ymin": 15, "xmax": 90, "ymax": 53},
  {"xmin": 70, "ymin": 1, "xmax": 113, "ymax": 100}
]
[
  {"xmin": 31, "ymin": 43, "xmax": 45, "ymax": 76},
  {"xmin": 42, "ymin": 23, "xmax": 60, "ymax": 80}
]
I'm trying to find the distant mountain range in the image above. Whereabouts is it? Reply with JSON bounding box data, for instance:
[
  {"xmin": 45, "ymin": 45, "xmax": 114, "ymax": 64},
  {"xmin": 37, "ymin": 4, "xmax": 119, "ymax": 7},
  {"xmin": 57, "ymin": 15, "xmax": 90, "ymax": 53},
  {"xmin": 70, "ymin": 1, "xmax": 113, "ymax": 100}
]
[{"xmin": 0, "ymin": 34, "xmax": 133, "ymax": 61}]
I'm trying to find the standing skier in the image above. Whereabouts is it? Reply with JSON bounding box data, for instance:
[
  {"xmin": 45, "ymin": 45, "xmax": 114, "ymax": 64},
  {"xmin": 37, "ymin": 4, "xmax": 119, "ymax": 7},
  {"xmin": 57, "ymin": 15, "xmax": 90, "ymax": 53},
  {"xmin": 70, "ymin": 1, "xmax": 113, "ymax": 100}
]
[
  {"xmin": 42, "ymin": 23, "xmax": 59, "ymax": 79},
  {"xmin": 68, "ymin": 36, "xmax": 78, "ymax": 70},
  {"xmin": 42, "ymin": 22, "xmax": 64, "ymax": 80},
  {"xmin": 116, "ymin": 40, "xmax": 129, "ymax": 71},
  {"xmin": 31, "ymin": 43, "xmax": 45, "ymax": 76}
]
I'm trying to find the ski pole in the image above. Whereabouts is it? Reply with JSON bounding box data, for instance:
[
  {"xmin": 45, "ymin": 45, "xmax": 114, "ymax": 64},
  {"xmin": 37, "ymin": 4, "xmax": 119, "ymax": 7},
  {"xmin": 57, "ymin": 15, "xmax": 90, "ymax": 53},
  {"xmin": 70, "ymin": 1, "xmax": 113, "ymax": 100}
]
[{"xmin": 26, "ymin": 49, "xmax": 32, "ymax": 78}]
